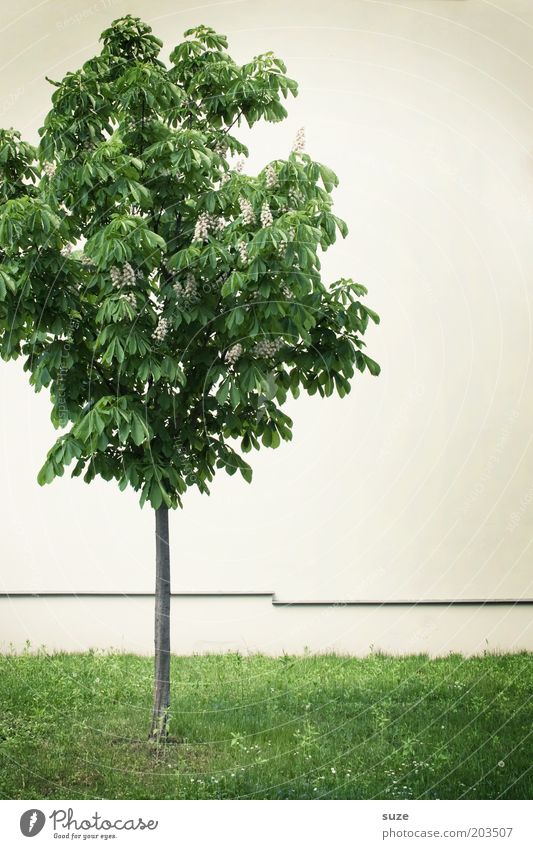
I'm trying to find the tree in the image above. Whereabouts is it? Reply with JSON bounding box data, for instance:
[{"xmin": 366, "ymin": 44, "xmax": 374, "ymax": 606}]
[{"xmin": 0, "ymin": 16, "xmax": 380, "ymax": 740}]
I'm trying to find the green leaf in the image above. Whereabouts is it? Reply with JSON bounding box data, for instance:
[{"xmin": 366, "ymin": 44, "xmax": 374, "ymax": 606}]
[
  {"xmin": 363, "ymin": 355, "xmax": 381, "ymax": 376},
  {"xmin": 37, "ymin": 460, "xmax": 55, "ymax": 486},
  {"xmin": 240, "ymin": 464, "xmax": 252, "ymax": 483},
  {"xmin": 229, "ymin": 382, "xmax": 240, "ymax": 409},
  {"xmin": 149, "ymin": 481, "xmax": 163, "ymax": 510},
  {"xmin": 319, "ymin": 163, "xmax": 339, "ymax": 192},
  {"xmin": 261, "ymin": 426, "xmax": 272, "ymax": 447},
  {"xmin": 131, "ymin": 412, "xmax": 148, "ymax": 446},
  {"xmin": 216, "ymin": 379, "xmax": 230, "ymax": 404}
]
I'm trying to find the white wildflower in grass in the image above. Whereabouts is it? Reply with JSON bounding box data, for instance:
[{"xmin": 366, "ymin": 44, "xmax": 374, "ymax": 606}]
[
  {"xmin": 43, "ymin": 161, "xmax": 56, "ymax": 177},
  {"xmin": 239, "ymin": 197, "xmax": 255, "ymax": 225},
  {"xmin": 253, "ymin": 337, "xmax": 284, "ymax": 358},
  {"xmin": 260, "ymin": 201, "xmax": 273, "ymax": 228},
  {"xmin": 225, "ymin": 342, "xmax": 243, "ymax": 366},
  {"xmin": 237, "ymin": 240, "xmax": 248, "ymax": 264},
  {"xmin": 193, "ymin": 211, "xmax": 211, "ymax": 243},
  {"xmin": 291, "ymin": 126, "xmax": 305, "ymax": 154},
  {"xmin": 265, "ymin": 163, "xmax": 278, "ymax": 188},
  {"xmin": 153, "ymin": 316, "xmax": 169, "ymax": 342}
]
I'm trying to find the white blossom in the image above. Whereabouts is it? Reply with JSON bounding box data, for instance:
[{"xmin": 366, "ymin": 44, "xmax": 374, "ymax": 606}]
[
  {"xmin": 213, "ymin": 216, "xmax": 227, "ymax": 234},
  {"xmin": 239, "ymin": 197, "xmax": 255, "ymax": 225},
  {"xmin": 260, "ymin": 201, "xmax": 273, "ymax": 228},
  {"xmin": 110, "ymin": 264, "xmax": 137, "ymax": 302},
  {"xmin": 277, "ymin": 226, "xmax": 295, "ymax": 258},
  {"xmin": 265, "ymin": 163, "xmax": 278, "ymax": 189},
  {"xmin": 174, "ymin": 272, "xmax": 199, "ymax": 305},
  {"xmin": 154, "ymin": 316, "xmax": 169, "ymax": 342},
  {"xmin": 291, "ymin": 126, "xmax": 305, "ymax": 154},
  {"xmin": 289, "ymin": 187, "xmax": 305, "ymax": 206},
  {"xmin": 110, "ymin": 266, "xmax": 123, "ymax": 286},
  {"xmin": 122, "ymin": 262, "xmax": 135, "ymax": 286},
  {"xmin": 253, "ymin": 337, "xmax": 284, "ymax": 358},
  {"xmin": 81, "ymin": 254, "xmax": 93, "ymax": 266},
  {"xmin": 43, "ymin": 161, "xmax": 56, "ymax": 177},
  {"xmin": 237, "ymin": 240, "xmax": 248, "ymax": 264},
  {"xmin": 225, "ymin": 343, "xmax": 243, "ymax": 365},
  {"xmin": 193, "ymin": 211, "xmax": 211, "ymax": 243},
  {"xmin": 59, "ymin": 201, "xmax": 72, "ymax": 216},
  {"xmin": 220, "ymin": 157, "xmax": 245, "ymax": 185},
  {"xmin": 61, "ymin": 243, "xmax": 73, "ymax": 257}
]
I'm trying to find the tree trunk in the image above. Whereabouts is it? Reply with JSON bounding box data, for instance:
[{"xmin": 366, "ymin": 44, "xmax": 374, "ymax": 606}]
[{"xmin": 149, "ymin": 506, "xmax": 171, "ymax": 741}]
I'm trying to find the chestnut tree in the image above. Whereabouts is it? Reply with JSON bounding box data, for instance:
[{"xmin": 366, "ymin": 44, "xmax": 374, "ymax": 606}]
[{"xmin": 0, "ymin": 16, "xmax": 380, "ymax": 740}]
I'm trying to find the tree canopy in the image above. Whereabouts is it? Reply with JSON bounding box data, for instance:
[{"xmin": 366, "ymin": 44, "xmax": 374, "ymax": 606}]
[{"xmin": 0, "ymin": 16, "xmax": 380, "ymax": 510}]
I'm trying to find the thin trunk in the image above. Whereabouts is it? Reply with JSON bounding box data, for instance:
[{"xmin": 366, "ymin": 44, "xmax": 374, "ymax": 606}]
[{"xmin": 149, "ymin": 506, "xmax": 171, "ymax": 741}]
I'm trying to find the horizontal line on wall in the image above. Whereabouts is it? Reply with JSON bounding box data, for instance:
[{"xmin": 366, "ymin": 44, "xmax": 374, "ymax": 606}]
[
  {"xmin": 272, "ymin": 599, "xmax": 533, "ymax": 607},
  {"xmin": 0, "ymin": 593, "xmax": 532, "ymax": 606},
  {"xmin": 0, "ymin": 591, "xmax": 274, "ymax": 598}
]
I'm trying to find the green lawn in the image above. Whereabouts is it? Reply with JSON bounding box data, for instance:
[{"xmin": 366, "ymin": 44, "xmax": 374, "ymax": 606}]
[{"xmin": 0, "ymin": 651, "xmax": 531, "ymax": 800}]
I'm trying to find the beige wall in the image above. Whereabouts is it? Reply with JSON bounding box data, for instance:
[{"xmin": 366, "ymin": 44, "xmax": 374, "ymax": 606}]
[
  {"xmin": 1, "ymin": 597, "xmax": 532, "ymax": 657},
  {"xmin": 0, "ymin": 0, "xmax": 532, "ymax": 653}
]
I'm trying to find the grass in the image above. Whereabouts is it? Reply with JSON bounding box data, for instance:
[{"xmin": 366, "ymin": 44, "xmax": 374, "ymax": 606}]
[{"xmin": 0, "ymin": 651, "xmax": 531, "ymax": 800}]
